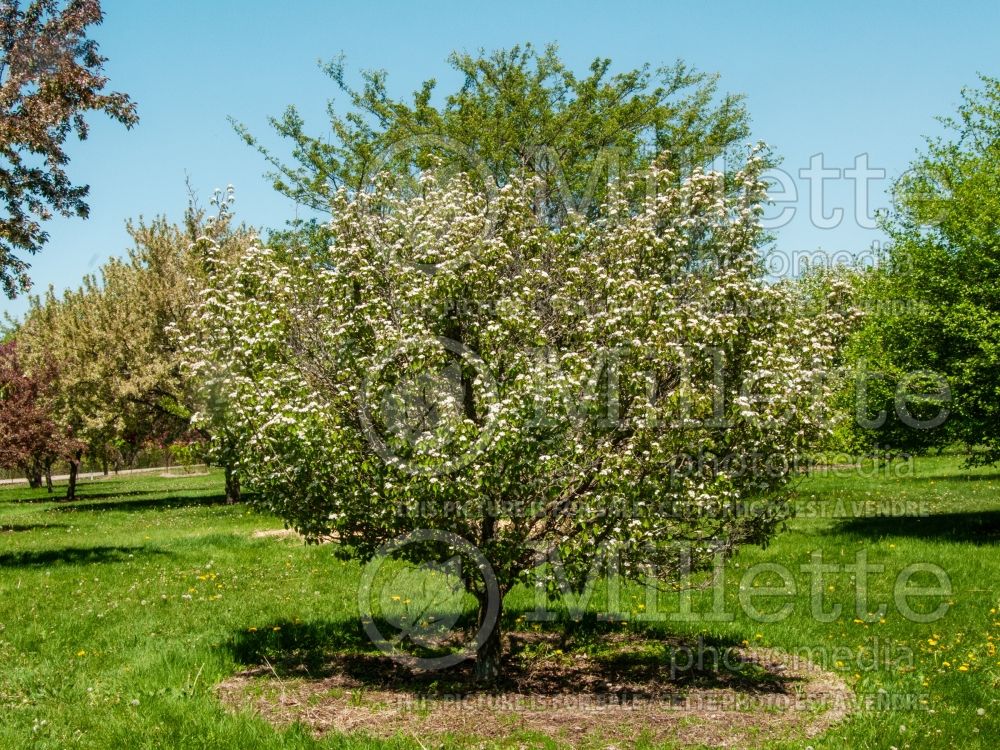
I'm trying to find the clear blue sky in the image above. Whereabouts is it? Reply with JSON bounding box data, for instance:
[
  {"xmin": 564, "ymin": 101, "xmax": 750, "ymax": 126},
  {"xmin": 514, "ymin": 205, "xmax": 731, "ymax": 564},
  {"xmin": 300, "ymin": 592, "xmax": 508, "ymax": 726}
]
[{"xmin": 3, "ymin": 0, "xmax": 999, "ymax": 320}]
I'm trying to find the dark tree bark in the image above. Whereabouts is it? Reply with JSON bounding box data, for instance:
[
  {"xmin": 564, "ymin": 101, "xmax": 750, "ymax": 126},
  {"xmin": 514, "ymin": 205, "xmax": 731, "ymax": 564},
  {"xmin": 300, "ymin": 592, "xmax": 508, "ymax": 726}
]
[
  {"xmin": 44, "ymin": 459, "xmax": 53, "ymax": 493},
  {"xmin": 22, "ymin": 456, "xmax": 42, "ymax": 487},
  {"xmin": 474, "ymin": 596, "xmax": 503, "ymax": 684},
  {"xmin": 473, "ymin": 508, "xmax": 502, "ymax": 683},
  {"xmin": 224, "ymin": 463, "xmax": 241, "ymax": 504},
  {"xmin": 65, "ymin": 450, "xmax": 82, "ymax": 500}
]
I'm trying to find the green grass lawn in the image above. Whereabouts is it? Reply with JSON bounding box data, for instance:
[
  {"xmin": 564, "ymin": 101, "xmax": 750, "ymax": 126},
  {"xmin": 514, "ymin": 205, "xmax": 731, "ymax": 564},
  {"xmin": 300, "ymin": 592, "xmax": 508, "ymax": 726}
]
[{"xmin": 0, "ymin": 458, "xmax": 997, "ymax": 749}]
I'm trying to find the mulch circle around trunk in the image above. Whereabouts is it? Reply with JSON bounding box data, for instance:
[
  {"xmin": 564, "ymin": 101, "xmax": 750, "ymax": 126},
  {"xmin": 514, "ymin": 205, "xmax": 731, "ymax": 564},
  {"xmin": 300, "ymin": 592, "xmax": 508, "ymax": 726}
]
[{"xmin": 217, "ymin": 631, "xmax": 853, "ymax": 748}]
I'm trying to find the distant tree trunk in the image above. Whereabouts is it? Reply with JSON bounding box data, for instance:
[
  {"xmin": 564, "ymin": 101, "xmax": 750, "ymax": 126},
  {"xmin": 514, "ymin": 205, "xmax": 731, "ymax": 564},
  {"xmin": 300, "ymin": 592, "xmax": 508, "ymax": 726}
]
[
  {"xmin": 23, "ymin": 457, "xmax": 43, "ymax": 488},
  {"xmin": 44, "ymin": 460, "xmax": 53, "ymax": 493},
  {"xmin": 224, "ymin": 463, "xmax": 241, "ymax": 504},
  {"xmin": 66, "ymin": 450, "xmax": 82, "ymax": 501},
  {"xmin": 101, "ymin": 457, "xmax": 109, "ymax": 476}
]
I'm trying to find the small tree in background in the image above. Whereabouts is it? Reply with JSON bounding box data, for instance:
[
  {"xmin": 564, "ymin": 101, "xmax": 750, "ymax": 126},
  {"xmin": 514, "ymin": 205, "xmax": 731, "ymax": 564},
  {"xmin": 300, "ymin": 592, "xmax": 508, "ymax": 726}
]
[
  {"xmin": 846, "ymin": 76, "xmax": 1000, "ymax": 463},
  {"xmin": 17, "ymin": 188, "xmax": 256, "ymax": 500},
  {"xmin": 0, "ymin": 0, "xmax": 138, "ymax": 297},
  {"xmin": 0, "ymin": 339, "xmax": 77, "ymax": 488}
]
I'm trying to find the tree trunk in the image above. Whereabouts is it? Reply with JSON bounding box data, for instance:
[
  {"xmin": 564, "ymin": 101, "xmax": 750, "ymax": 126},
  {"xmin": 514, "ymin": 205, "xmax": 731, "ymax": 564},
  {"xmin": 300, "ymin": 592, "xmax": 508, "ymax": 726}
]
[
  {"xmin": 44, "ymin": 460, "xmax": 53, "ymax": 493},
  {"xmin": 23, "ymin": 457, "xmax": 43, "ymax": 488},
  {"xmin": 474, "ymin": 596, "xmax": 503, "ymax": 684},
  {"xmin": 473, "ymin": 500, "xmax": 501, "ymax": 683},
  {"xmin": 224, "ymin": 464, "xmax": 241, "ymax": 504},
  {"xmin": 66, "ymin": 451, "xmax": 82, "ymax": 501}
]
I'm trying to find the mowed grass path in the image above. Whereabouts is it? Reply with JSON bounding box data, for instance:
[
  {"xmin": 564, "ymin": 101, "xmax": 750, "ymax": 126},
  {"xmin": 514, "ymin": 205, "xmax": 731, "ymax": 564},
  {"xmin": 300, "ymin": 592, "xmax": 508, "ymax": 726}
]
[{"xmin": 0, "ymin": 458, "xmax": 997, "ymax": 749}]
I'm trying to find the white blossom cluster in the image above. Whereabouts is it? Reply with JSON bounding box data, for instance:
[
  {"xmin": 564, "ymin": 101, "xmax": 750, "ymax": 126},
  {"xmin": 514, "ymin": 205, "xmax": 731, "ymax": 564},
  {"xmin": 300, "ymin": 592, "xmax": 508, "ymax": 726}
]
[{"xmin": 180, "ymin": 147, "xmax": 853, "ymax": 591}]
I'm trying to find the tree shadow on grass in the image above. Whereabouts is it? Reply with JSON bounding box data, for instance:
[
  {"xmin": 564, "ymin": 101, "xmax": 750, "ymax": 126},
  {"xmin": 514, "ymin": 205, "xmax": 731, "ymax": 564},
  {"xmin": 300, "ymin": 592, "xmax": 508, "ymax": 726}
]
[
  {"xmin": 835, "ymin": 510, "xmax": 1000, "ymax": 544},
  {"xmin": 228, "ymin": 618, "xmax": 378, "ymax": 680},
  {"xmin": 7, "ymin": 486, "xmax": 154, "ymax": 504},
  {"xmin": 907, "ymin": 472, "xmax": 1000, "ymax": 484},
  {"xmin": 49, "ymin": 493, "xmax": 230, "ymax": 513},
  {"xmin": 0, "ymin": 544, "xmax": 171, "ymax": 567},
  {"xmin": 0, "ymin": 522, "xmax": 68, "ymax": 532},
  {"xmin": 225, "ymin": 615, "xmax": 794, "ymax": 698},
  {"xmin": 53, "ymin": 489, "xmax": 151, "ymax": 502}
]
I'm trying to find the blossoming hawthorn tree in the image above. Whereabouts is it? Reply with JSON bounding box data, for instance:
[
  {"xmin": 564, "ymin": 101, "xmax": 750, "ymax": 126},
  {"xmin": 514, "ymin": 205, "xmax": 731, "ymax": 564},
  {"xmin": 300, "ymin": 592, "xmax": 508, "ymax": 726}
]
[{"xmin": 183, "ymin": 149, "xmax": 852, "ymax": 682}]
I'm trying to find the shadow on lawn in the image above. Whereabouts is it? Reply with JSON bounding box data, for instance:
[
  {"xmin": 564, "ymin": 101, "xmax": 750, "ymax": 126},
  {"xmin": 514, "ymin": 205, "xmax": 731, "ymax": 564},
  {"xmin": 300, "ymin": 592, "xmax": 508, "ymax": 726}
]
[
  {"xmin": 225, "ymin": 615, "xmax": 784, "ymax": 697},
  {"xmin": 49, "ymin": 493, "xmax": 229, "ymax": 513},
  {"xmin": 0, "ymin": 544, "xmax": 171, "ymax": 567},
  {"xmin": 906, "ymin": 471, "xmax": 1000, "ymax": 483},
  {"xmin": 229, "ymin": 617, "xmax": 374, "ymax": 674},
  {"xmin": 836, "ymin": 510, "xmax": 1000, "ymax": 544},
  {"xmin": 0, "ymin": 522, "xmax": 68, "ymax": 532},
  {"xmin": 8, "ymin": 486, "xmax": 152, "ymax": 504}
]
